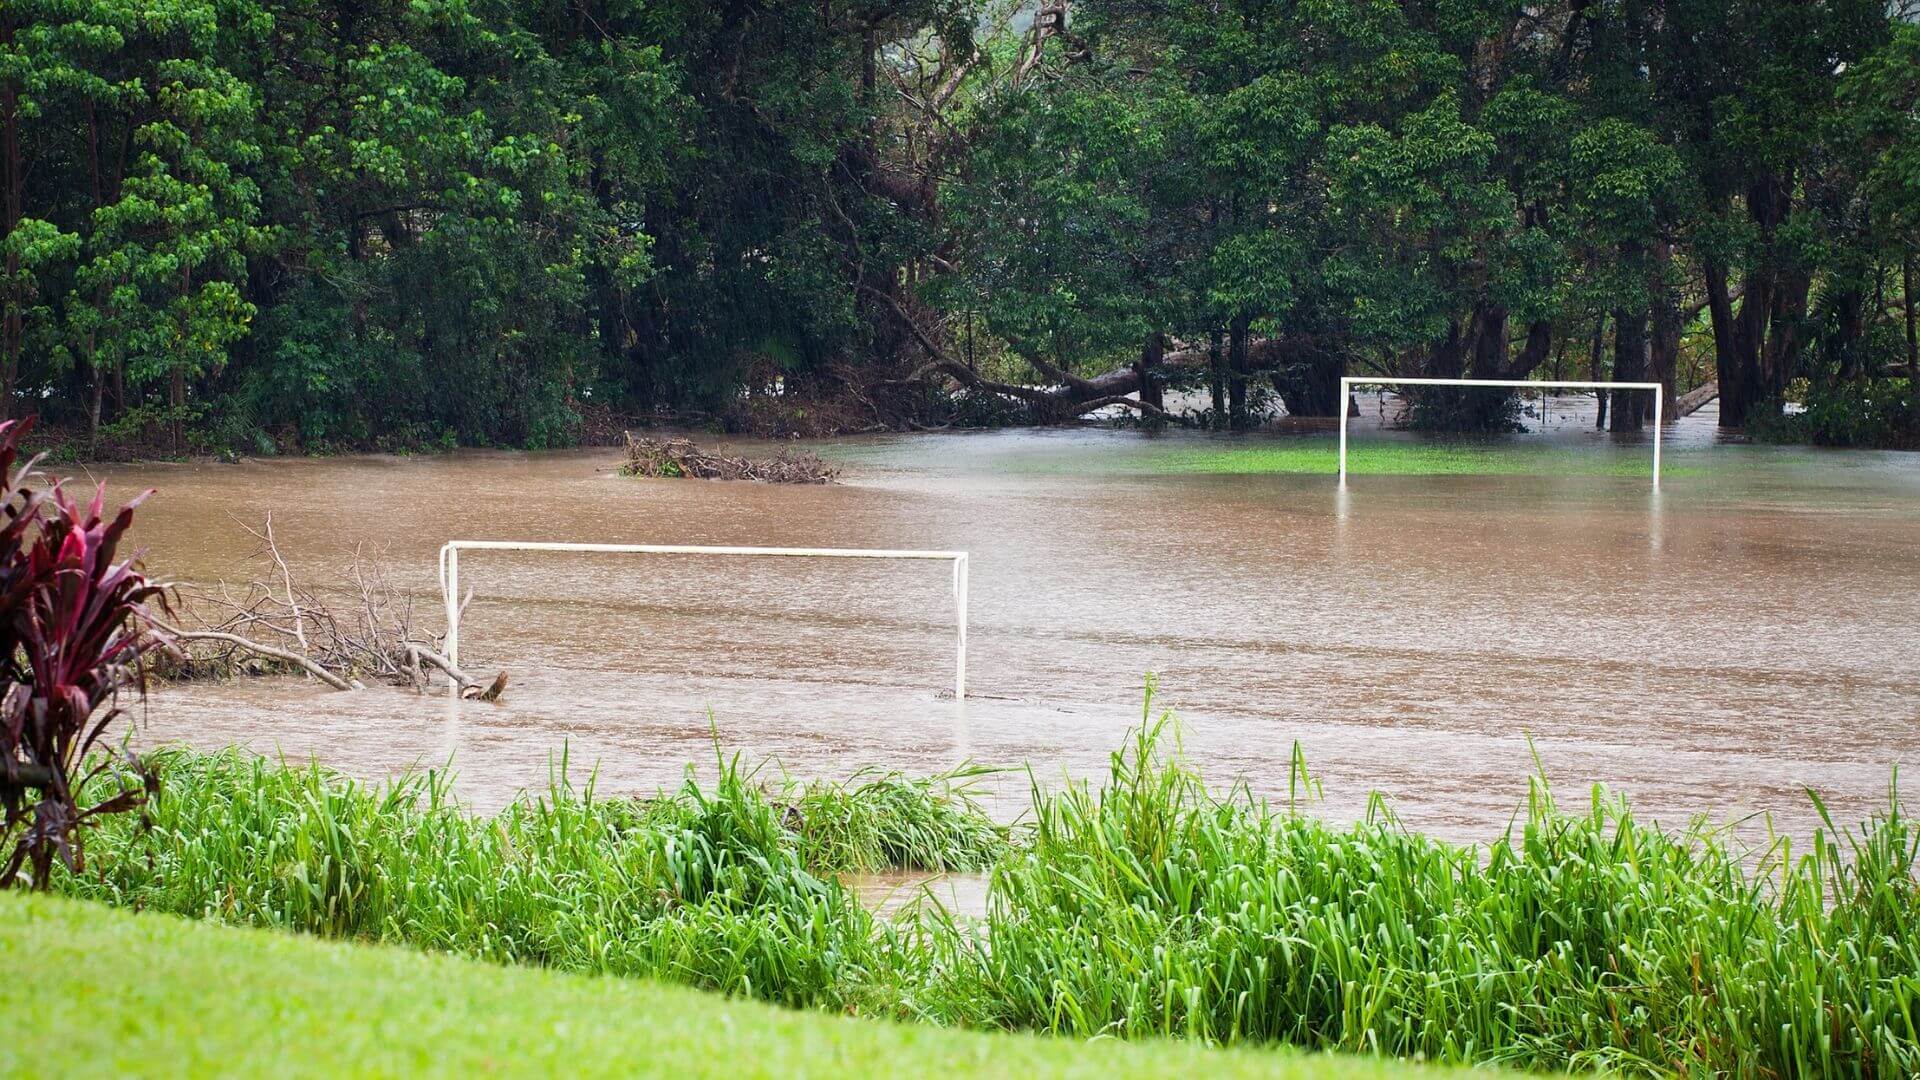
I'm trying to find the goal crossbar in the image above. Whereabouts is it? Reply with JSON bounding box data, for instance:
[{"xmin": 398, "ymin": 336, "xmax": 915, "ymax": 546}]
[
  {"xmin": 1338, "ymin": 377, "xmax": 1663, "ymax": 490},
  {"xmin": 437, "ymin": 541, "xmax": 971, "ymax": 700}
]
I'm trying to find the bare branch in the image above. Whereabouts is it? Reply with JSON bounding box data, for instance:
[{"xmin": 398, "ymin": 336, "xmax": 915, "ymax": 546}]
[{"xmin": 150, "ymin": 617, "xmax": 363, "ymax": 691}]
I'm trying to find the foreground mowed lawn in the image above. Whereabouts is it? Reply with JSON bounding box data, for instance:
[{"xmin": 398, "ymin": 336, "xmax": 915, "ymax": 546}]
[{"xmin": 1, "ymin": 893, "xmax": 1463, "ymax": 1078}]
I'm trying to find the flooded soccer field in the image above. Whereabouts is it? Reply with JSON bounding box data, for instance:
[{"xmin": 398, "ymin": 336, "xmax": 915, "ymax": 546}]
[{"xmin": 99, "ymin": 404, "xmax": 1920, "ymax": 845}]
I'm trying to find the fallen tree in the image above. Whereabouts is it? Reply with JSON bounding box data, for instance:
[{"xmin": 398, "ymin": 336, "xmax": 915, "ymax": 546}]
[
  {"xmin": 871, "ymin": 286, "xmax": 1329, "ymax": 422},
  {"xmin": 1675, "ymin": 380, "xmax": 1719, "ymax": 417}
]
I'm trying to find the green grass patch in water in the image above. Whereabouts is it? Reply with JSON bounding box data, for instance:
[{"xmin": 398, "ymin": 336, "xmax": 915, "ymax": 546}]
[{"xmin": 1140, "ymin": 440, "xmax": 1695, "ymax": 478}]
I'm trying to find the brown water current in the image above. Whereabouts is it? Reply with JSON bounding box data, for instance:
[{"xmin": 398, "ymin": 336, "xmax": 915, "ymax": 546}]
[{"xmin": 93, "ymin": 403, "xmax": 1920, "ymax": 855}]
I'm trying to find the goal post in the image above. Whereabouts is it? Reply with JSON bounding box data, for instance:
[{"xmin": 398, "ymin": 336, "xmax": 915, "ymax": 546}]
[
  {"xmin": 1337, "ymin": 377, "xmax": 1663, "ymax": 491},
  {"xmin": 437, "ymin": 541, "xmax": 971, "ymax": 700}
]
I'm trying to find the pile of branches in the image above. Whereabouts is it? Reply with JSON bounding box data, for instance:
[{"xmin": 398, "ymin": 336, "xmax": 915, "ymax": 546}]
[
  {"xmin": 155, "ymin": 514, "xmax": 506, "ymax": 701},
  {"xmin": 622, "ymin": 434, "xmax": 839, "ymax": 484}
]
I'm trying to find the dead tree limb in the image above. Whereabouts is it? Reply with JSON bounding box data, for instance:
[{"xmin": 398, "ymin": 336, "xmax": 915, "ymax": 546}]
[
  {"xmin": 402, "ymin": 643, "xmax": 503, "ymax": 699},
  {"xmin": 150, "ymin": 618, "xmax": 363, "ymax": 691},
  {"xmin": 156, "ymin": 520, "xmax": 508, "ymax": 699}
]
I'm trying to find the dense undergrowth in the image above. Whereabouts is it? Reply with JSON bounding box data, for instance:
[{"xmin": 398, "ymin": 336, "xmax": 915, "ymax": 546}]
[{"xmin": 54, "ymin": 714, "xmax": 1920, "ymax": 1077}]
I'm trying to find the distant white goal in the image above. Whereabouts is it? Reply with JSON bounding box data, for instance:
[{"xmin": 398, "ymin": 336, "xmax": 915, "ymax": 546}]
[
  {"xmin": 437, "ymin": 541, "xmax": 971, "ymax": 700},
  {"xmin": 1337, "ymin": 377, "xmax": 1663, "ymax": 491}
]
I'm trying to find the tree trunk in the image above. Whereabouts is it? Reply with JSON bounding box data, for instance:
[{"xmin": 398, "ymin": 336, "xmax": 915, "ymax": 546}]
[
  {"xmin": 1589, "ymin": 314, "xmax": 1608, "ymax": 429},
  {"xmin": 170, "ymin": 266, "xmax": 189, "ymax": 452},
  {"xmin": 89, "ymin": 363, "xmax": 104, "ymax": 447},
  {"xmin": 1764, "ymin": 259, "xmax": 1812, "ymax": 401},
  {"xmin": 1648, "ymin": 241, "xmax": 1681, "ymax": 419},
  {"xmin": 1207, "ymin": 329, "xmax": 1225, "ymax": 425},
  {"xmin": 1711, "ymin": 175, "xmax": 1792, "ymax": 428},
  {"xmin": 1135, "ymin": 332, "xmax": 1164, "ymax": 414},
  {"xmin": 1704, "ymin": 258, "xmax": 1749, "ymax": 427},
  {"xmin": 1904, "ymin": 248, "xmax": 1917, "ymax": 384},
  {"xmin": 1271, "ymin": 346, "xmax": 1344, "ymax": 417},
  {"xmin": 1427, "ymin": 318, "xmax": 1468, "ymax": 379},
  {"xmin": 1511, "ymin": 319, "xmax": 1553, "ymax": 381},
  {"xmin": 1468, "ymin": 302, "xmax": 1509, "ymax": 378},
  {"xmin": 1610, "ymin": 302, "xmax": 1647, "ymax": 433},
  {"xmin": 1227, "ymin": 316, "xmax": 1250, "ymax": 430},
  {"xmin": 170, "ymin": 367, "xmax": 185, "ymax": 452},
  {"xmin": 1829, "ymin": 284, "xmax": 1867, "ymax": 383}
]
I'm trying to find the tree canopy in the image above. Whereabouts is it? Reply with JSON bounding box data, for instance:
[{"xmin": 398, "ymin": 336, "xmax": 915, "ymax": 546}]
[{"xmin": 5, "ymin": 0, "xmax": 1919, "ymax": 450}]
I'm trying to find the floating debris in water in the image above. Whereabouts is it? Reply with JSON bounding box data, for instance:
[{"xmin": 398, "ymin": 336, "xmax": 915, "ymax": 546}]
[{"xmin": 621, "ymin": 433, "xmax": 838, "ymax": 483}]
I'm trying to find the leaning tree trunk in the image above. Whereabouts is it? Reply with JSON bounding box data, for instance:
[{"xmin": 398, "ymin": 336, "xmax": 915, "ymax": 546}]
[
  {"xmin": 1904, "ymin": 247, "xmax": 1920, "ymax": 386},
  {"xmin": 1704, "ymin": 257, "xmax": 1754, "ymax": 427},
  {"xmin": 1427, "ymin": 318, "xmax": 1468, "ymax": 380},
  {"xmin": 1828, "ymin": 284, "xmax": 1867, "ymax": 383},
  {"xmin": 1468, "ymin": 302, "xmax": 1508, "ymax": 378},
  {"xmin": 1764, "ymin": 259, "xmax": 1812, "ymax": 403}
]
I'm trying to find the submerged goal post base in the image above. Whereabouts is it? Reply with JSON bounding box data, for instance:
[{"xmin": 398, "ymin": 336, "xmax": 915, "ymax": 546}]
[
  {"xmin": 1337, "ymin": 377, "xmax": 1663, "ymax": 491},
  {"xmin": 437, "ymin": 541, "xmax": 971, "ymax": 700}
]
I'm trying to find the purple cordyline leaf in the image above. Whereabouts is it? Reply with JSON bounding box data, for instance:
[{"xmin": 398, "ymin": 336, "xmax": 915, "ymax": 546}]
[{"xmin": 0, "ymin": 416, "xmax": 163, "ymax": 889}]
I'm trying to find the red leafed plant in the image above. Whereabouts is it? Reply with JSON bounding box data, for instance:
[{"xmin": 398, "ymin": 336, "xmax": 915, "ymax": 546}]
[{"xmin": 0, "ymin": 418, "xmax": 169, "ymax": 888}]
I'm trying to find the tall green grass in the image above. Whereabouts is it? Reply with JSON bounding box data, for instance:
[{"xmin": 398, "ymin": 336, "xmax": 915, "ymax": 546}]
[
  {"xmin": 788, "ymin": 764, "xmax": 1005, "ymax": 873},
  {"xmin": 51, "ymin": 711, "xmax": 1920, "ymax": 1077},
  {"xmin": 927, "ymin": 713, "xmax": 1920, "ymax": 1075},
  {"xmin": 60, "ymin": 748, "xmax": 1002, "ymax": 1010}
]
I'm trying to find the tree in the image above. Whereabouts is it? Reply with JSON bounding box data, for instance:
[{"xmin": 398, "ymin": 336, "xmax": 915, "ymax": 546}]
[{"xmin": 1655, "ymin": 0, "xmax": 1890, "ymax": 427}]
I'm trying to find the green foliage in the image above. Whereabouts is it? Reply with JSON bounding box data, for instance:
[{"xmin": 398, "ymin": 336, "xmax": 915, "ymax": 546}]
[
  {"xmin": 6, "ymin": 0, "xmax": 1918, "ymax": 447},
  {"xmin": 1844, "ymin": 23, "xmax": 1920, "ymax": 234},
  {"xmin": 1400, "ymin": 385, "xmax": 1526, "ymax": 434},
  {"xmin": 1748, "ymin": 380, "xmax": 1920, "ymax": 449},
  {"xmin": 788, "ymin": 765, "xmax": 1006, "ymax": 873}
]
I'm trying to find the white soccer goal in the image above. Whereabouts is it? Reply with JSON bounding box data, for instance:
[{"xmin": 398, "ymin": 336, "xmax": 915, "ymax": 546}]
[
  {"xmin": 1337, "ymin": 377, "xmax": 1663, "ymax": 491},
  {"xmin": 437, "ymin": 541, "xmax": 971, "ymax": 699}
]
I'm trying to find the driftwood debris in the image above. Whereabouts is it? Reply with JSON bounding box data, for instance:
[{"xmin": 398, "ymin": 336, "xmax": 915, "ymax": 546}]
[
  {"xmin": 157, "ymin": 513, "xmax": 506, "ymax": 699},
  {"xmin": 622, "ymin": 434, "xmax": 839, "ymax": 483}
]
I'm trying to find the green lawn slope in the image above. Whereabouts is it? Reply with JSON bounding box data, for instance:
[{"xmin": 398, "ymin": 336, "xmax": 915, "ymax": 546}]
[{"xmin": 0, "ymin": 892, "xmax": 1464, "ymax": 1079}]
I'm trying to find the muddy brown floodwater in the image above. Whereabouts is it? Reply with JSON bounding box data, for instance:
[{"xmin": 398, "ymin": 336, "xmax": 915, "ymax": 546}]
[{"xmin": 93, "ymin": 403, "xmax": 1920, "ymax": 859}]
